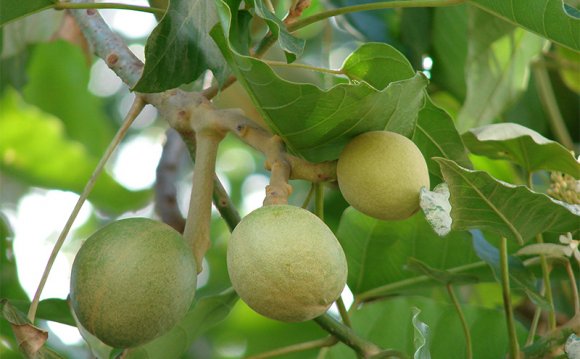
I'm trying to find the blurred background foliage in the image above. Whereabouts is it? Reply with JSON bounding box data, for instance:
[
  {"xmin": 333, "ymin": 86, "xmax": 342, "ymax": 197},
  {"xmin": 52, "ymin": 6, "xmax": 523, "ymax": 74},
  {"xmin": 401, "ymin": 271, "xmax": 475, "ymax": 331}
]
[{"xmin": 0, "ymin": 0, "xmax": 578, "ymax": 358}]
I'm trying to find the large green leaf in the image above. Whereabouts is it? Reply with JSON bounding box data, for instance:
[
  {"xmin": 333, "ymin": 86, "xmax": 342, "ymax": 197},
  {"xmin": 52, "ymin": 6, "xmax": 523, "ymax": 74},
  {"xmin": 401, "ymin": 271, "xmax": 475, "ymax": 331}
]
[
  {"xmin": 0, "ymin": 0, "xmax": 54, "ymax": 26},
  {"xmin": 133, "ymin": 0, "xmax": 229, "ymax": 92},
  {"xmin": 211, "ymin": 4, "xmax": 429, "ymax": 162},
  {"xmin": 0, "ymin": 89, "xmax": 150, "ymax": 214},
  {"xmin": 327, "ymin": 296, "xmax": 528, "ymax": 359},
  {"xmin": 457, "ymin": 7, "xmax": 546, "ymax": 132},
  {"xmin": 24, "ymin": 41, "xmax": 114, "ymax": 156},
  {"xmin": 435, "ymin": 158, "xmax": 580, "ymax": 245},
  {"xmin": 126, "ymin": 289, "xmax": 238, "ymax": 358},
  {"xmin": 462, "ymin": 122, "xmax": 580, "ymax": 176},
  {"xmin": 336, "ymin": 208, "xmax": 481, "ymax": 297},
  {"xmin": 467, "ymin": 0, "xmax": 580, "ymax": 52}
]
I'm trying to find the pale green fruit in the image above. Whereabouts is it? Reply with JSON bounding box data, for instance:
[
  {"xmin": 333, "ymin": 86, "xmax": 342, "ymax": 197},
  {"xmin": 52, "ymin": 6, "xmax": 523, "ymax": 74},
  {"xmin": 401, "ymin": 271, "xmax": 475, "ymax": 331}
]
[
  {"xmin": 337, "ymin": 131, "xmax": 430, "ymax": 221},
  {"xmin": 70, "ymin": 218, "xmax": 197, "ymax": 348},
  {"xmin": 227, "ymin": 205, "xmax": 347, "ymax": 322}
]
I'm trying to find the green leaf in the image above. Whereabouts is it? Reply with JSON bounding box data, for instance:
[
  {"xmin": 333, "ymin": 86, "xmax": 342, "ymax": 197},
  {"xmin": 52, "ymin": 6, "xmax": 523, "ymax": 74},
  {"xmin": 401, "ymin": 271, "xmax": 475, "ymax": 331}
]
[
  {"xmin": 556, "ymin": 46, "xmax": 580, "ymax": 94},
  {"xmin": 211, "ymin": 6, "xmax": 429, "ymax": 162},
  {"xmin": 24, "ymin": 41, "xmax": 115, "ymax": 156},
  {"xmin": 435, "ymin": 158, "xmax": 580, "ymax": 245},
  {"xmin": 251, "ymin": 0, "xmax": 304, "ymax": 62},
  {"xmin": 471, "ymin": 231, "xmax": 549, "ymax": 308},
  {"xmin": 457, "ymin": 7, "xmax": 546, "ymax": 132},
  {"xmin": 0, "ymin": 0, "xmax": 54, "ymax": 26},
  {"xmin": 328, "ymin": 296, "xmax": 528, "ymax": 359},
  {"xmin": 125, "ymin": 289, "xmax": 238, "ymax": 358},
  {"xmin": 336, "ymin": 208, "xmax": 481, "ymax": 297},
  {"xmin": 467, "ymin": 0, "xmax": 580, "ymax": 52},
  {"xmin": 462, "ymin": 122, "xmax": 580, "ymax": 176},
  {"xmin": 133, "ymin": 0, "xmax": 229, "ymax": 92},
  {"xmin": 0, "ymin": 89, "xmax": 151, "ymax": 214},
  {"xmin": 413, "ymin": 100, "xmax": 472, "ymax": 185}
]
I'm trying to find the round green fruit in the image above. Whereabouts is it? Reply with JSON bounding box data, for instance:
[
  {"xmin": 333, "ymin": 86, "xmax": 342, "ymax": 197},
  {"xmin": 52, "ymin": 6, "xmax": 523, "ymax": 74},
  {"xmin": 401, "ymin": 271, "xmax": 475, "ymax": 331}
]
[
  {"xmin": 70, "ymin": 218, "xmax": 197, "ymax": 348},
  {"xmin": 227, "ymin": 205, "xmax": 347, "ymax": 322},
  {"xmin": 337, "ymin": 131, "xmax": 430, "ymax": 221}
]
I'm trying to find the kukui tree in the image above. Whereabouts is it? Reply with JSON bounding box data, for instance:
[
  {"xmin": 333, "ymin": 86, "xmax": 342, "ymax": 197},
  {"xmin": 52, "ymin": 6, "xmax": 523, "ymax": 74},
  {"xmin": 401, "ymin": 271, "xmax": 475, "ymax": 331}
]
[{"xmin": 1, "ymin": 0, "xmax": 579, "ymax": 358}]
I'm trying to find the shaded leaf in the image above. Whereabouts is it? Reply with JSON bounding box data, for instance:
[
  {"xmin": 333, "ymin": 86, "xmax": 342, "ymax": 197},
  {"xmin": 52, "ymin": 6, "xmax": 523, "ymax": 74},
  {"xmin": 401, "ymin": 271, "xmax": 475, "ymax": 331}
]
[
  {"xmin": 412, "ymin": 307, "xmax": 431, "ymax": 359},
  {"xmin": 557, "ymin": 46, "xmax": 580, "ymax": 94},
  {"xmin": 0, "ymin": 0, "xmax": 54, "ymax": 26},
  {"xmin": 414, "ymin": 100, "xmax": 472, "ymax": 185},
  {"xmin": 328, "ymin": 296, "xmax": 528, "ymax": 359},
  {"xmin": 419, "ymin": 183, "xmax": 452, "ymax": 236},
  {"xmin": 336, "ymin": 208, "xmax": 481, "ymax": 297},
  {"xmin": 24, "ymin": 41, "xmax": 115, "ymax": 156},
  {"xmin": 211, "ymin": 8, "xmax": 428, "ymax": 162},
  {"xmin": 435, "ymin": 157, "xmax": 580, "ymax": 245},
  {"xmin": 125, "ymin": 289, "xmax": 238, "ymax": 358},
  {"xmin": 0, "ymin": 89, "xmax": 151, "ymax": 214},
  {"xmin": 406, "ymin": 258, "xmax": 479, "ymax": 285},
  {"xmin": 471, "ymin": 230, "xmax": 548, "ymax": 308},
  {"xmin": 134, "ymin": 0, "xmax": 228, "ymax": 92},
  {"xmin": 463, "ymin": 122, "xmax": 580, "ymax": 177},
  {"xmin": 457, "ymin": 7, "xmax": 546, "ymax": 132},
  {"xmin": 251, "ymin": 0, "xmax": 304, "ymax": 62},
  {"xmin": 467, "ymin": 0, "xmax": 580, "ymax": 51}
]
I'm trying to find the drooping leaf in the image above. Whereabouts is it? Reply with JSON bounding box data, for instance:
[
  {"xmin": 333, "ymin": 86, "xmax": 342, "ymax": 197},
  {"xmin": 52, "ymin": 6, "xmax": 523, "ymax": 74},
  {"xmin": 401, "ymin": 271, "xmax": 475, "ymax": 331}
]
[
  {"xmin": 0, "ymin": 0, "xmax": 54, "ymax": 26},
  {"xmin": 251, "ymin": 0, "xmax": 304, "ymax": 62},
  {"xmin": 125, "ymin": 289, "xmax": 238, "ymax": 358},
  {"xmin": 133, "ymin": 0, "xmax": 229, "ymax": 92},
  {"xmin": 413, "ymin": 100, "xmax": 472, "ymax": 185},
  {"xmin": 327, "ymin": 296, "xmax": 528, "ymax": 359},
  {"xmin": 467, "ymin": 0, "xmax": 580, "ymax": 52},
  {"xmin": 336, "ymin": 208, "xmax": 482, "ymax": 297},
  {"xmin": 457, "ymin": 7, "xmax": 546, "ymax": 132},
  {"xmin": 0, "ymin": 89, "xmax": 151, "ymax": 214},
  {"xmin": 211, "ymin": 6, "xmax": 429, "ymax": 162},
  {"xmin": 471, "ymin": 230, "xmax": 549, "ymax": 308},
  {"xmin": 412, "ymin": 307, "xmax": 431, "ymax": 359},
  {"xmin": 435, "ymin": 158, "xmax": 580, "ymax": 245},
  {"xmin": 419, "ymin": 183, "xmax": 452, "ymax": 237},
  {"xmin": 463, "ymin": 122, "xmax": 580, "ymax": 177},
  {"xmin": 24, "ymin": 41, "xmax": 115, "ymax": 156}
]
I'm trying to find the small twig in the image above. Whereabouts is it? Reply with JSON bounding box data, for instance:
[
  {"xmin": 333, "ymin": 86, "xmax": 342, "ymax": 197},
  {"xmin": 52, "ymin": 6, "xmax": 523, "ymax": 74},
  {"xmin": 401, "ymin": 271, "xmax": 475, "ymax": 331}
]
[
  {"xmin": 246, "ymin": 337, "xmax": 337, "ymax": 359},
  {"xmin": 155, "ymin": 129, "xmax": 187, "ymax": 233},
  {"xmin": 564, "ymin": 260, "xmax": 580, "ymax": 315},
  {"xmin": 500, "ymin": 237, "xmax": 521, "ymax": 359},
  {"xmin": 284, "ymin": 0, "xmax": 312, "ymax": 25},
  {"xmin": 336, "ymin": 297, "xmax": 352, "ymax": 328},
  {"xmin": 446, "ymin": 283, "xmax": 472, "ymax": 359},
  {"xmin": 28, "ymin": 96, "xmax": 146, "ymax": 322},
  {"xmin": 55, "ymin": 2, "xmax": 165, "ymax": 16},
  {"xmin": 301, "ymin": 183, "xmax": 316, "ymax": 209},
  {"xmin": 314, "ymin": 314, "xmax": 382, "ymax": 358},
  {"xmin": 263, "ymin": 136, "xmax": 292, "ymax": 205}
]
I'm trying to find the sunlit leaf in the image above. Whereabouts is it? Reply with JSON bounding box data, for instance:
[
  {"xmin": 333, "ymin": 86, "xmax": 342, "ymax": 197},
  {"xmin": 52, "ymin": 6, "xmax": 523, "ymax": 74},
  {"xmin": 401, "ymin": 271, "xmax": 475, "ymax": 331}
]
[
  {"xmin": 463, "ymin": 122, "xmax": 580, "ymax": 177},
  {"xmin": 134, "ymin": 0, "xmax": 229, "ymax": 92},
  {"xmin": 327, "ymin": 296, "xmax": 528, "ymax": 359},
  {"xmin": 211, "ymin": 6, "xmax": 429, "ymax": 162},
  {"xmin": 0, "ymin": 89, "xmax": 151, "ymax": 214},
  {"xmin": 435, "ymin": 158, "xmax": 580, "ymax": 245},
  {"xmin": 251, "ymin": 0, "xmax": 304, "ymax": 62},
  {"xmin": 457, "ymin": 7, "xmax": 546, "ymax": 132},
  {"xmin": 0, "ymin": 0, "xmax": 54, "ymax": 26},
  {"xmin": 336, "ymin": 208, "xmax": 481, "ymax": 297},
  {"xmin": 467, "ymin": 0, "xmax": 580, "ymax": 51}
]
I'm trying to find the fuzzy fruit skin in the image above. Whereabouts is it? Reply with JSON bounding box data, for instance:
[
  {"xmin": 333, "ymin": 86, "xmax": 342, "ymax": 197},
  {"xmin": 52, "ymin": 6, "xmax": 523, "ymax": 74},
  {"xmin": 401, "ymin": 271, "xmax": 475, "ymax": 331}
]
[
  {"xmin": 337, "ymin": 131, "xmax": 430, "ymax": 221},
  {"xmin": 70, "ymin": 218, "xmax": 197, "ymax": 348},
  {"xmin": 227, "ymin": 205, "xmax": 347, "ymax": 322}
]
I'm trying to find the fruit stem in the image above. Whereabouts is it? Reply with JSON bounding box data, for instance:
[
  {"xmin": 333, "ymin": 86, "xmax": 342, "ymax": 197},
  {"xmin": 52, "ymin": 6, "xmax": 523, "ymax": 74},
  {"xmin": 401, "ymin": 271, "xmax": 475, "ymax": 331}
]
[
  {"xmin": 314, "ymin": 183, "xmax": 325, "ymax": 220},
  {"xmin": 246, "ymin": 337, "xmax": 337, "ymax": 359},
  {"xmin": 314, "ymin": 314, "xmax": 383, "ymax": 357},
  {"xmin": 54, "ymin": 2, "xmax": 165, "ymax": 15},
  {"xmin": 183, "ymin": 130, "xmax": 224, "ymax": 273},
  {"xmin": 446, "ymin": 283, "xmax": 472, "ymax": 359},
  {"xmin": 27, "ymin": 96, "xmax": 145, "ymax": 322}
]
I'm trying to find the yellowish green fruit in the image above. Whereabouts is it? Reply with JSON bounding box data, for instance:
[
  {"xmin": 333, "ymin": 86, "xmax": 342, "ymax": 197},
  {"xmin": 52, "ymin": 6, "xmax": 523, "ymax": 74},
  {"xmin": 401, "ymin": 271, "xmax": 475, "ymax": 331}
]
[
  {"xmin": 227, "ymin": 205, "xmax": 347, "ymax": 322},
  {"xmin": 337, "ymin": 131, "xmax": 430, "ymax": 221},
  {"xmin": 70, "ymin": 218, "xmax": 197, "ymax": 348}
]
